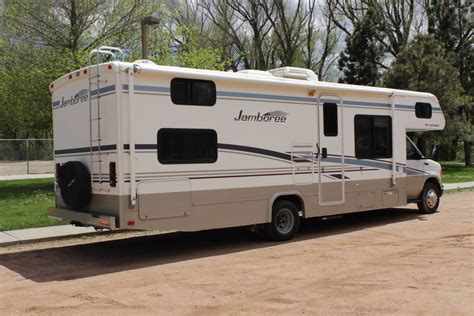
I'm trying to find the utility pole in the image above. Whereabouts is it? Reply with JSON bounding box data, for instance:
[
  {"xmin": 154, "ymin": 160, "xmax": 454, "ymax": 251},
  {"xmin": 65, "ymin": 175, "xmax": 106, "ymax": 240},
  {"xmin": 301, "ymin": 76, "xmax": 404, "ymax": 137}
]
[{"xmin": 141, "ymin": 16, "xmax": 160, "ymax": 59}]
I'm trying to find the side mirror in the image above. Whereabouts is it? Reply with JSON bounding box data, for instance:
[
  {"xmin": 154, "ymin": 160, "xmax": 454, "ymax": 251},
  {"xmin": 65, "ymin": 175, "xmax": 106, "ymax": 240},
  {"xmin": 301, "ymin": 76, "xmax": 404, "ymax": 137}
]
[{"xmin": 431, "ymin": 144, "xmax": 440, "ymax": 160}]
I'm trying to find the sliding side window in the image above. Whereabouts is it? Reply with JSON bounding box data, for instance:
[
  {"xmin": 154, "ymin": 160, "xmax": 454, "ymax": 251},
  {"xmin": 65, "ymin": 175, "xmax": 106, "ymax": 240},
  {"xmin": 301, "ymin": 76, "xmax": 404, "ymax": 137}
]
[
  {"xmin": 157, "ymin": 128, "xmax": 217, "ymax": 164},
  {"xmin": 354, "ymin": 115, "xmax": 392, "ymax": 159},
  {"xmin": 171, "ymin": 78, "xmax": 216, "ymax": 106}
]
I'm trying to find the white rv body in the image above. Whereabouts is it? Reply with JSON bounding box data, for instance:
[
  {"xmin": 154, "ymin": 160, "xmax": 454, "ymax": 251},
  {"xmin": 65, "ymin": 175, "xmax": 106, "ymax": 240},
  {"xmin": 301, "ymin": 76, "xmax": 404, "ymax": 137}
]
[{"xmin": 49, "ymin": 55, "xmax": 445, "ymax": 234}]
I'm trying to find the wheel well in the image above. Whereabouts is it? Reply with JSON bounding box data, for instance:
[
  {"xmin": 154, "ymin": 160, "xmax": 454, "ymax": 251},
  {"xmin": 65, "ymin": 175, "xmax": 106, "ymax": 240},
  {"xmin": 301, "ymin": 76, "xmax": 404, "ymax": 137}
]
[
  {"xmin": 425, "ymin": 177, "xmax": 442, "ymax": 193},
  {"xmin": 274, "ymin": 195, "xmax": 305, "ymax": 216}
]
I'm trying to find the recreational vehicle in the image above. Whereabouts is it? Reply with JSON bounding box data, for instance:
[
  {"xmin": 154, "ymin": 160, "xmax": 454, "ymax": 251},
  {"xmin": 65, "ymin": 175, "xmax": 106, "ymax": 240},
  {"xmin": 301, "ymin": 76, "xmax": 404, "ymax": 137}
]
[{"xmin": 49, "ymin": 47, "xmax": 445, "ymax": 241}]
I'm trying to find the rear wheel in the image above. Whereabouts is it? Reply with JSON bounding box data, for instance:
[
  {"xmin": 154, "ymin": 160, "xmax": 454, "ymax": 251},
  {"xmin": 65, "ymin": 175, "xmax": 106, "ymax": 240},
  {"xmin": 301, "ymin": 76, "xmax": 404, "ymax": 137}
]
[
  {"xmin": 264, "ymin": 200, "xmax": 300, "ymax": 241},
  {"xmin": 417, "ymin": 182, "xmax": 440, "ymax": 214}
]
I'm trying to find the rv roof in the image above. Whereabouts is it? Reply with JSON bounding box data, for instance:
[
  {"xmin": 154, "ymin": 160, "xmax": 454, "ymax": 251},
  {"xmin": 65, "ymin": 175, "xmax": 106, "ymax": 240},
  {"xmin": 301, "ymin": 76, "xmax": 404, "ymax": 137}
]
[{"xmin": 50, "ymin": 60, "xmax": 436, "ymax": 102}]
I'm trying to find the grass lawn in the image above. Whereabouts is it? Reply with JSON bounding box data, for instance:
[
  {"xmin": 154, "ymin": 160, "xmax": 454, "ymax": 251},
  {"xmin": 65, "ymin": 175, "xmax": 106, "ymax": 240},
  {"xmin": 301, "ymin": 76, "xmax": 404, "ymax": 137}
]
[
  {"xmin": 0, "ymin": 178, "xmax": 63, "ymax": 231},
  {"xmin": 441, "ymin": 163, "xmax": 474, "ymax": 184}
]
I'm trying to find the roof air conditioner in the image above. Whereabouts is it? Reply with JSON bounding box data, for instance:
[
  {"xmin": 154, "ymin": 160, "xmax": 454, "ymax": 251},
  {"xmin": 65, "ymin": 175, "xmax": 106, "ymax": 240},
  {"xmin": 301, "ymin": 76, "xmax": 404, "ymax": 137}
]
[{"xmin": 268, "ymin": 67, "xmax": 318, "ymax": 81}]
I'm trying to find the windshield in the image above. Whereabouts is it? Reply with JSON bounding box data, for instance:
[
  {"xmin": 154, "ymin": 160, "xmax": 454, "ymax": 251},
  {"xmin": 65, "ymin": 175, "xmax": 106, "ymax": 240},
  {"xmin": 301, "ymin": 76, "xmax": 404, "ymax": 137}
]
[{"xmin": 406, "ymin": 136, "xmax": 424, "ymax": 160}]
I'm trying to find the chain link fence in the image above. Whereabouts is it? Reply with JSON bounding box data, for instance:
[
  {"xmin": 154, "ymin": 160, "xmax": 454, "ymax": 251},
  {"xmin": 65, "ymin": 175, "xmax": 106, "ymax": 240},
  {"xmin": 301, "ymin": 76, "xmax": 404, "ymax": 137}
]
[{"xmin": 0, "ymin": 139, "xmax": 54, "ymax": 176}]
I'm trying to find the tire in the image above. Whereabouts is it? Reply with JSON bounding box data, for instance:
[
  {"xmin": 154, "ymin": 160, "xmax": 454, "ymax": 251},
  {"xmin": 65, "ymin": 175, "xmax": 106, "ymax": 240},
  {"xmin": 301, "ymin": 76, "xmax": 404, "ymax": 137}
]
[
  {"xmin": 57, "ymin": 161, "xmax": 91, "ymax": 211},
  {"xmin": 417, "ymin": 182, "xmax": 441, "ymax": 214},
  {"xmin": 264, "ymin": 199, "xmax": 300, "ymax": 241}
]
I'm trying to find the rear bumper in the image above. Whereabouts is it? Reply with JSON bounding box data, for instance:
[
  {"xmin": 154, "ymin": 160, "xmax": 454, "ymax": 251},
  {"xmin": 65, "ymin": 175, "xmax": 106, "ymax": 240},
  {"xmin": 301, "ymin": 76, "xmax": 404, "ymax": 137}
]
[{"xmin": 48, "ymin": 208, "xmax": 119, "ymax": 230}]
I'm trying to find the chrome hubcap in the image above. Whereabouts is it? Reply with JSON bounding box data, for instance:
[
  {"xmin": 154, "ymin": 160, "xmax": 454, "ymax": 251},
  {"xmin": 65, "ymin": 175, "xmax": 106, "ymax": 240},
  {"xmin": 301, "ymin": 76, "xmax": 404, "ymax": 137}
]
[
  {"xmin": 426, "ymin": 189, "xmax": 438, "ymax": 208},
  {"xmin": 275, "ymin": 208, "xmax": 294, "ymax": 234}
]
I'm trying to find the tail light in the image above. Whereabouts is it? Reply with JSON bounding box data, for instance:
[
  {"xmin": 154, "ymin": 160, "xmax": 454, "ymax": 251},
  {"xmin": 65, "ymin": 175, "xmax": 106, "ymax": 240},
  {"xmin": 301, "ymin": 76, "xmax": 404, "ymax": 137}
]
[{"xmin": 109, "ymin": 162, "xmax": 117, "ymax": 187}]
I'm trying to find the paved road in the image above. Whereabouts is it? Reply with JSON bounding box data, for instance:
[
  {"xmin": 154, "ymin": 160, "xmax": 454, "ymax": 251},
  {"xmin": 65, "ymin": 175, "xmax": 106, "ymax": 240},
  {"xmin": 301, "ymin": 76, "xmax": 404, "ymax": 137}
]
[{"xmin": 0, "ymin": 191, "xmax": 472, "ymax": 315}]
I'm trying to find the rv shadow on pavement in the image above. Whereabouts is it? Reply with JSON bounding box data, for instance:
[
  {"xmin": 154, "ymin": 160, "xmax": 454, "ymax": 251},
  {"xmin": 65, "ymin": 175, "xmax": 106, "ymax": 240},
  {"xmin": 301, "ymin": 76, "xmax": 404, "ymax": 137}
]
[{"xmin": 0, "ymin": 207, "xmax": 425, "ymax": 283}]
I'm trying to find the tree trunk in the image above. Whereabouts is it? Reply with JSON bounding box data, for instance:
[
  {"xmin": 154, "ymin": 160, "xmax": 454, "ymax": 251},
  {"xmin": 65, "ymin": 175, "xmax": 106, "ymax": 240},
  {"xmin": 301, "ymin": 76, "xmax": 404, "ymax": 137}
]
[{"xmin": 464, "ymin": 141, "xmax": 472, "ymax": 167}]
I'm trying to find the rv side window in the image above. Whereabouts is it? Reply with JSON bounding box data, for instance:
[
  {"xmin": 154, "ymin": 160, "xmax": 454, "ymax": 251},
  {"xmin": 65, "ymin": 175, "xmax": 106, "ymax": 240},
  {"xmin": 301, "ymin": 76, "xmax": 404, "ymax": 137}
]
[
  {"xmin": 415, "ymin": 102, "xmax": 432, "ymax": 119},
  {"xmin": 171, "ymin": 78, "xmax": 216, "ymax": 106},
  {"xmin": 354, "ymin": 115, "xmax": 392, "ymax": 159},
  {"xmin": 323, "ymin": 103, "xmax": 338, "ymax": 136},
  {"xmin": 157, "ymin": 128, "xmax": 217, "ymax": 164}
]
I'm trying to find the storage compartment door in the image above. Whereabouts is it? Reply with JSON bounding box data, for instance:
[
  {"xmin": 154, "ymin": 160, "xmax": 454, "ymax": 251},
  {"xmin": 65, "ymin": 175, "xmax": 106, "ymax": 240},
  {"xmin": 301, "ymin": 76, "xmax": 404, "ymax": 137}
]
[{"xmin": 138, "ymin": 179, "xmax": 191, "ymax": 220}]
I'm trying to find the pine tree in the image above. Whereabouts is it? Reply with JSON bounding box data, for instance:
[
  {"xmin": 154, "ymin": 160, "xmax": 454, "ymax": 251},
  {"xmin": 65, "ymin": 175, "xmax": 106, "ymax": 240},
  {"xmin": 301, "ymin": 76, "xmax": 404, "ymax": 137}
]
[
  {"xmin": 426, "ymin": 0, "xmax": 473, "ymax": 166},
  {"xmin": 338, "ymin": 7, "xmax": 385, "ymax": 86},
  {"xmin": 383, "ymin": 35, "xmax": 470, "ymax": 161}
]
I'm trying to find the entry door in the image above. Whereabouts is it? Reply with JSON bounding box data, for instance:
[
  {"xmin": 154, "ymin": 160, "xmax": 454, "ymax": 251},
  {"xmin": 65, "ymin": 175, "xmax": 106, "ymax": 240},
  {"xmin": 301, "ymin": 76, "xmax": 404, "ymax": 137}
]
[{"xmin": 318, "ymin": 94, "xmax": 345, "ymax": 205}]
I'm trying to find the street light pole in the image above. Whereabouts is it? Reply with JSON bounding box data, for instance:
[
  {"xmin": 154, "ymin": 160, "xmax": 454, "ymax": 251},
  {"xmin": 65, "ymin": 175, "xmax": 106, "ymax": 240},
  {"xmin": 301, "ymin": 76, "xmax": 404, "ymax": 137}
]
[{"xmin": 141, "ymin": 16, "xmax": 160, "ymax": 59}]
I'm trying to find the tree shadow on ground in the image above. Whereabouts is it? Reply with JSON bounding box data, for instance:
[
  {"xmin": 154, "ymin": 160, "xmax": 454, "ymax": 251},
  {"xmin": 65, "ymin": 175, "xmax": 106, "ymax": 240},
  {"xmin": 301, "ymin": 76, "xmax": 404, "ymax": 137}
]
[{"xmin": 0, "ymin": 207, "xmax": 427, "ymax": 283}]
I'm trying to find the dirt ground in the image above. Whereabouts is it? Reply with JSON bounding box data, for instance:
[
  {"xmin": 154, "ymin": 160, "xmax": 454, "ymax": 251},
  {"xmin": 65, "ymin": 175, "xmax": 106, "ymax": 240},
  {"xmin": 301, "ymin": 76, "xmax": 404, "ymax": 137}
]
[{"xmin": 0, "ymin": 190, "xmax": 472, "ymax": 315}]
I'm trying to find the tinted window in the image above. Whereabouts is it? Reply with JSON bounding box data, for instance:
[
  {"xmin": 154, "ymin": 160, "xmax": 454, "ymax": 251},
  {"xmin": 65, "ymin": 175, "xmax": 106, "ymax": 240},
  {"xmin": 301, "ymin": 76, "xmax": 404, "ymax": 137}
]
[
  {"xmin": 406, "ymin": 138, "xmax": 417, "ymax": 160},
  {"xmin": 323, "ymin": 103, "xmax": 338, "ymax": 136},
  {"xmin": 415, "ymin": 102, "xmax": 432, "ymax": 119},
  {"xmin": 406, "ymin": 137, "xmax": 423, "ymax": 160},
  {"xmin": 157, "ymin": 129, "xmax": 217, "ymax": 164},
  {"xmin": 171, "ymin": 78, "xmax": 216, "ymax": 106},
  {"xmin": 355, "ymin": 115, "xmax": 392, "ymax": 159}
]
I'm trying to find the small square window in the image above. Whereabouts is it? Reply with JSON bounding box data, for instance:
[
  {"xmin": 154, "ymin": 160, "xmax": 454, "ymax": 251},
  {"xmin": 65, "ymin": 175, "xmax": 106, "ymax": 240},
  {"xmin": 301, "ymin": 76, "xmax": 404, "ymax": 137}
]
[
  {"xmin": 415, "ymin": 102, "xmax": 432, "ymax": 119},
  {"xmin": 171, "ymin": 78, "xmax": 216, "ymax": 106}
]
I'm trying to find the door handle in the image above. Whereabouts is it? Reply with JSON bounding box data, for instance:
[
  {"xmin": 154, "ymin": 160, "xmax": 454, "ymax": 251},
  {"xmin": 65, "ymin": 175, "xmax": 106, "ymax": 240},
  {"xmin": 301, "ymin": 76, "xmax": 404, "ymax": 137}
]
[{"xmin": 316, "ymin": 143, "xmax": 320, "ymax": 157}]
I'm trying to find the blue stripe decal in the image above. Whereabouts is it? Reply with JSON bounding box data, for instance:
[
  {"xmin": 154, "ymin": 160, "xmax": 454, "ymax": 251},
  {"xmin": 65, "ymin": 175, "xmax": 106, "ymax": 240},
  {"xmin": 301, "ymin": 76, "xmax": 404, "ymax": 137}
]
[
  {"xmin": 407, "ymin": 168, "xmax": 426, "ymax": 175},
  {"xmin": 321, "ymin": 98, "xmax": 391, "ymax": 109},
  {"xmin": 322, "ymin": 156, "xmax": 402, "ymax": 171},
  {"xmin": 116, "ymin": 83, "xmax": 442, "ymax": 113},
  {"xmin": 90, "ymin": 85, "xmax": 115, "ymax": 97},
  {"xmin": 123, "ymin": 84, "xmax": 170, "ymax": 93},
  {"xmin": 217, "ymin": 91, "xmax": 314, "ymax": 103},
  {"xmin": 320, "ymin": 97, "xmax": 441, "ymax": 112}
]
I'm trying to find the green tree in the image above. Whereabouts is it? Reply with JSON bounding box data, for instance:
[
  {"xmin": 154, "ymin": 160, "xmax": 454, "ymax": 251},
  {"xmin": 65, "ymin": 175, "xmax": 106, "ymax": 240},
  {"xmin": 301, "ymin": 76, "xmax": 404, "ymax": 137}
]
[
  {"xmin": 0, "ymin": 43, "xmax": 76, "ymax": 139},
  {"xmin": 150, "ymin": 25, "xmax": 231, "ymax": 70},
  {"xmin": 2, "ymin": 0, "xmax": 160, "ymax": 64},
  {"xmin": 383, "ymin": 35, "xmax": 471, "ymax": 162},
  {"xmin": 338, "ymin": 7, "xmax": 385, "ymax": 85},
  {"xmin": 426, "ymin": 0, "xmax": 473, "ymax": 165}
]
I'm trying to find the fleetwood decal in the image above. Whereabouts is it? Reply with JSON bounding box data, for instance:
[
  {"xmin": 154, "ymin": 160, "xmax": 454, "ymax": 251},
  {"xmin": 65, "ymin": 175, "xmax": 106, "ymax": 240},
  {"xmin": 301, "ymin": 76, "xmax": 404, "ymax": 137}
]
[{"xmin": 234, "ymin": 110, "xmax": 289, "ymax": 123}]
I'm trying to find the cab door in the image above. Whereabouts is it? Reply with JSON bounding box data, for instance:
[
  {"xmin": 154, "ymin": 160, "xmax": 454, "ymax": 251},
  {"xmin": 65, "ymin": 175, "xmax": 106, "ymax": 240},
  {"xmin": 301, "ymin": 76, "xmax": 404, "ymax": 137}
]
[
  {"xmin": 317, "ymin": 94, "xmax": 345, "ymax": 205},
  {"xmin": 406, "ymin": 136, "xmax": 426, "ymax": 199}
]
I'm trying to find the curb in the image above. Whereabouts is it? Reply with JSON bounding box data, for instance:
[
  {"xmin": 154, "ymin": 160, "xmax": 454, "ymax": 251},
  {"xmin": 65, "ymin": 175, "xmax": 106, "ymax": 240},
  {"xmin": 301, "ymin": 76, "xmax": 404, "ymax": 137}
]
[
  {"xmin": 444, "ymin": 182, "xmax": 474, "ymax": 191},
  {"xmin": 0, "ymin": 226, "xmax": 101, "ymax": 247}
]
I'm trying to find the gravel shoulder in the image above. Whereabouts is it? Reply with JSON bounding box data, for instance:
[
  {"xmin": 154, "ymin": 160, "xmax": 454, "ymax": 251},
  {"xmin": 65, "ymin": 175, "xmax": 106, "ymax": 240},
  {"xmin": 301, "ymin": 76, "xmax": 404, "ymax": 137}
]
[{"xmin": 0, "ymin": 191, "xmax": 473, "ymax": 315}]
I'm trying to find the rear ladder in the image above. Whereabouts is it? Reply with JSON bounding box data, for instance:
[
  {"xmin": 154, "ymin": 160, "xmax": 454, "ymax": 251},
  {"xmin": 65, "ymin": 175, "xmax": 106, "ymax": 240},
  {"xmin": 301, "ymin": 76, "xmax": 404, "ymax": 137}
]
[{"xmin": 88, "ymin": 46, "xmax": 124, "ymax": 189}]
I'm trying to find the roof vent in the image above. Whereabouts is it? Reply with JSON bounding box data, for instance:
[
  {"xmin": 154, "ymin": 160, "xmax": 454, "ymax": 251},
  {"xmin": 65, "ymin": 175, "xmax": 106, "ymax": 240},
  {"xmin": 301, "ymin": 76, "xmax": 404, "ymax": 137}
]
[
  {"xmin": 237, "ymin": 69, "xmax": 273, "ymax": 77},
  {"xmin": 268, "ymin": 67, "xmax": 318, "ymax": 81},
  {"xmin": 133, "ymin": 59, "xmax": 157, "ymax": 65}
]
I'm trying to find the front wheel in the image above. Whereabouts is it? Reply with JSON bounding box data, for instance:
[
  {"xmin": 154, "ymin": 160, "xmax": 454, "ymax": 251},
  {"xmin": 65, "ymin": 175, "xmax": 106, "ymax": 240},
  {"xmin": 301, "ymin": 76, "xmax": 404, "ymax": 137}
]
[
  {"xmin": 264, "ymin": 200, "xmax": 300, "ymax": 241},
  {"xmin": 417, "ymin": 182, "xmax": 441, "ymax": 214}
]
